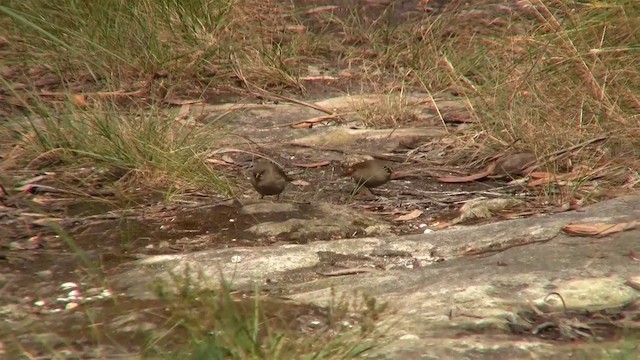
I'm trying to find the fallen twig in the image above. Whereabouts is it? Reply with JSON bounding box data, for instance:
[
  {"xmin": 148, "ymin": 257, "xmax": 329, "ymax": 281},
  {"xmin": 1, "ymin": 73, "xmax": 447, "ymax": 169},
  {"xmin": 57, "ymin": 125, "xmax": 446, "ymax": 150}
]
[
  {"xmin": 290, "ymin": 161, "xmax": 331, "ymax": 168},
  {"xmin": 544, "ymin": 135, "xmax": 609, "ymax": 163},
  {"xmin": 38, "ymin": 71, "xmax": 168, "ymax": 99},
  {"xmin": 254, "ymin": 91, "xmax": 336, "ymax": 115},
  {"xmin": 464, "ymin": 233, "xmax": 560, "ymax": 258},
  {"xmin": 285, "ymin": 142, "xmax": 416, "ymax": 164},
  {"xmin": 289, "ymin": 114, "xmax": 342, "ymax": 128},
  {"xmin": 316, "ymin": 267, "xmax": 380, "ymax": 276}
]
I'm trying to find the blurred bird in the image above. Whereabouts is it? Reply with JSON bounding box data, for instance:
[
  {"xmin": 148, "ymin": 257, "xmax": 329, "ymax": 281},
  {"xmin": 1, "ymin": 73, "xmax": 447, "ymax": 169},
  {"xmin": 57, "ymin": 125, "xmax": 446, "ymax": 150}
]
[
  {"xmin": 343, "ymin": 159, "xmax": 392, "ymax": 195},
  {"xmin": 250, "ymin": 159, "xmax": 292, "ymax": 200}
]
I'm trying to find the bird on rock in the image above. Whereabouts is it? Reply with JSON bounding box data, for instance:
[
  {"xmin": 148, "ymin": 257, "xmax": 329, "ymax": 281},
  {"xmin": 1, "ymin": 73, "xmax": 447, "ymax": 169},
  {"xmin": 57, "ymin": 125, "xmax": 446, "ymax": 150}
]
[
  {"xmin": 250, "ymin": 159, "xmax": 292, "ymax": 200},
  {"xmin": 343, "ymin": 159, "xmax": 392, "ymax": 195}
]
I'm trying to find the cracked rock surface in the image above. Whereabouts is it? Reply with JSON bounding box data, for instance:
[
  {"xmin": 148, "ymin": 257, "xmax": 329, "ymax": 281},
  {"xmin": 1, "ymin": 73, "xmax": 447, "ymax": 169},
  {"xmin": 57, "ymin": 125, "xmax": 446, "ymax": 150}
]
[{"xmin": 117, "ymin": 195, "xmax": 640, "ymax": 359}]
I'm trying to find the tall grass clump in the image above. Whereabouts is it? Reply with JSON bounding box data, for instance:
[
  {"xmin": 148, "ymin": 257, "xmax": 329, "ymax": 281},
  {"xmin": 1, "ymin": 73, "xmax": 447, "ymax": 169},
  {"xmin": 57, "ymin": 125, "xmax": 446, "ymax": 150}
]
[
  {"xmin": 0, "ymin": 98, "xmax": 232, "ymax": 194},
  {"xmin": 0, "ymin": 0, "xmax": 319, "ymax": 91},
  {"xmin": 386, "ymin": 1, "xmax": 640, "ymax": 164}
]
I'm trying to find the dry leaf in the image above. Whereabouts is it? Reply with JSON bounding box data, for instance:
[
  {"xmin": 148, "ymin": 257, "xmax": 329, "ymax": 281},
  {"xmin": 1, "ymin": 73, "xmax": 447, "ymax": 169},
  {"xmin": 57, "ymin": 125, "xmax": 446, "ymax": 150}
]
[
  {"xmin": 206, "ymin": 158, "xmax": 234, "ymax": 166},
  {"xmin": 34, "ymin": 75, "xmax": 61, "ymax": 88},
  {"xmin": 291, "ymin": 161, "xmax": 330, "ymax": 168},
  {"xmin": 430, "ymin": 221, "xmax": 451, "ymax": 230},
  {"xmin": 164, "ymin": 99, "xmax": 202, "ymax": 105},
  {"xmin": 562, "ymin": 222, "xmax": 638, "ymax": 238},
  {"xmin": 394, "ymin": 209, "xmax": 423, "ymax": 222},
  {"xmin": 527, "ymin": 172, "xmax": 578, "ymax": 187},
  {"xmin": 359, "ymin": 204, "xmax": 384, "ymax": 211},
  {"xmin": 338, "ymin": 69, "xmax": 355, "ymax": 78},
  {"xmin": 220, "ymin": 155, "xmax": 235, "ymax": 164},
  {"xmin": 32, "ymin": 218, "xmax": 64, "ymax": 226},
  {"xmin": 70, "ymin": 94, "xmax": 88, "ymax": 107},
  {"xmin": 291, "ymin": 122, "xmax": 313, "ymax": 129},
  {"xmin": 284, "ymin": 25, "xmax": 307, "ymax": 33},
  {"xmin": 526, "ymin": 171, "xmax": 554, "ymax": 186},
  {"xmin": 291, "ymin": 179, "xmax": 310, "ymax": 186},
  {"xmin": 390, "ymin": 170, "xmax": 417, "ymax": 180},
  {"xmin": 530, "ymin": 171, "xmax": 553, "ymax": 179},
  {"xmin": 0, "ymin": 36, "xmax": 11, "ymax": 47},
  {"xmin": 624, "ymin": 277, "xmax": 640, "ymax": 291},
  {"xmin": 15, "ymin": 175, "xmax": 47, "ymax": 191},
  {"xmin": 304, "ymin": 5, "xmax": 339, "ymax": 14},
  {"xmin": 291, "ymin": 115, "xmax": 339, "ymax": 128},
  {"xmin": 437, "ymin": 166, "xmax": 492, "ymax": 183},
  {"xmin": 300, "ymin": 76, "xmax": 339, "ymax": 81}
]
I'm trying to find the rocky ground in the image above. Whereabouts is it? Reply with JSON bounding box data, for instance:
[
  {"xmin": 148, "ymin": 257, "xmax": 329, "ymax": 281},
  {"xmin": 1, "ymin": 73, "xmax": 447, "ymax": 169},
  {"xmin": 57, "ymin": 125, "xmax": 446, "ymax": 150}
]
[
  {"xmin": 2, "ymin": 92, "xmax": 639, "ymax": 358},
  {"xmin": 1, "ymin": 0, "xmax": 639, "ymax": 358}
]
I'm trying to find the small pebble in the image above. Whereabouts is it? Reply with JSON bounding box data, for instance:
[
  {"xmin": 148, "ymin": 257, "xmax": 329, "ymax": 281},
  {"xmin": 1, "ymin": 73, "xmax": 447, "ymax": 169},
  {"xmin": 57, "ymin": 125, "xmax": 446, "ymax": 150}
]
[
  {"xmin": 308, "ymin": 320, "xmax": 322, "ymax": 328},
  {"xmin": 36, "ymin": 270, "xmax": 53, "ymax": 278},
  {"xmin": 400, "ymin": 334, "xmax": 420, "ymax": 341},
  {"xmin": 60, "ymin": 282, "xmax": 78, "ymax": 290}
]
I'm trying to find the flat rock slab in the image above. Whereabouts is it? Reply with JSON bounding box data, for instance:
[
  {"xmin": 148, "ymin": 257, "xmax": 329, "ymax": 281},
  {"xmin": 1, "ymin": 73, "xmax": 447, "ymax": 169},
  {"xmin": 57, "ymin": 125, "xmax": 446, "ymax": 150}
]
[
  {"xmin": 116, "ymin": 196, "xmax": 640, "ymax": 359},
  {"xmin": 198, "ymin": 92, "xmax": 456, "ymax": 157},
  {"xmin": 241, "ymin": 201, "xmax": 392, "ymax": 240}
]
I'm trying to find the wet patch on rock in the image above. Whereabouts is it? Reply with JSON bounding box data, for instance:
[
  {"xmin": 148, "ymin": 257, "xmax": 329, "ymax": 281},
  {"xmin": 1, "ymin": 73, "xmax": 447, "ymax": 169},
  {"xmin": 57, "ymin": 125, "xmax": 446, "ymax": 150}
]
[
  {"xmin": 70, "ymin": 200, "xmax": 392, "ymax": 255},
  {"xmin": 243, "ymin": 202, "xmax": 391, "ymax": 243}
]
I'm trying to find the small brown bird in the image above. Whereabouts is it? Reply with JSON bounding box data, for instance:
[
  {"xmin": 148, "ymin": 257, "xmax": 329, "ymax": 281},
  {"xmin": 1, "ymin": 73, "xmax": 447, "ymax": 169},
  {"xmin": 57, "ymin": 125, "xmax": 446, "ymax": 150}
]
[
  {"xmin": 250, "ymin": 159, "xmax": 292, "ymax": 200},
  {"xmin": 343, "ymin": 159, "xmax": 392, "ymax": 195}
]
